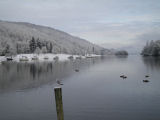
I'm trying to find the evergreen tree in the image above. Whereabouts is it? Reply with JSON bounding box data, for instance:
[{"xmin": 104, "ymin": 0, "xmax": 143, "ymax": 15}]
[
  {"xmin": 42, "ymin": 46, "xmax": 47, "ymax": 53},
  {"xmin": 46, "ymin": 43, "xmax": 48, "ymax": 53},
  {"xmin": 16, "ymin": 43, "xmax": 20, "ymax": 54},
  {"xmin": 29, "ymin": 37, "xmax": 36, "ymax": 53},
  {"xmin": 36, "ymin": 38, "xmax": 42, "ymax": 49},
  {"xmin": 142, "ymin": 40, "xmax": 160, "ymax": 56},
  {"xmin": 49, "ymin": 43, "xmax": 53, "ymax": 53},
  {"xmin": 92, "ymin": 47, "xmax": 95, "ymax": 54},
  {"xmin": 5, "ymin": 44, "xmax": 10, "ymax": 54},
  {"xmin": 35, "ymin": 47, "xmax": 41, "ymax": 54}
]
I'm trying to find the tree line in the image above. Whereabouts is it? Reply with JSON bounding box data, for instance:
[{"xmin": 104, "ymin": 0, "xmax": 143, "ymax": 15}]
[
  {"xmin": 0, "ymin": 37, "xmax": 53, "ymax": 56},
  {"xmin": 141, "ymin": 40, "xmax": 160, "ymax": 56}
]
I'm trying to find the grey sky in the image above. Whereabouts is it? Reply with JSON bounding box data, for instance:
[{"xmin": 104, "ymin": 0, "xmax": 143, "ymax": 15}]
[{"xmin": 0, "ymin": 0, "xmax": 160, "ymax": 50}]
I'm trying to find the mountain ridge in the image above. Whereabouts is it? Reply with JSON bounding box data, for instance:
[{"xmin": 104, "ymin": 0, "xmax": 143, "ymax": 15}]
[{"xmin": 0, "ymin": 20, "xmax": 106, "ymax": 55}]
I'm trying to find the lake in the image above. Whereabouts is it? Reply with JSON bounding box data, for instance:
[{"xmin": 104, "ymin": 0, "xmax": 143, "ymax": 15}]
[{"xmin": 0, "ymin": 55, "xmax": 160, "ymax": 120}]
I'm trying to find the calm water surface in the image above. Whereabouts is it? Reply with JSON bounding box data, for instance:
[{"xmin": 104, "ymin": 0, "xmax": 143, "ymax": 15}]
[{"xmin": 0, "ymin": 55, "xmax": 160, "ymax": 120}]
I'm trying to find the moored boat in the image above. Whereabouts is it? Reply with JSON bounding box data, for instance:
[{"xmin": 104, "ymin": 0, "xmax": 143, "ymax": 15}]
[
  {"xmin": 85, "ymin": 55, "xmax": 93, "ymax": 58},
  {"xmin": 44, "ymin": 56, "xmax": 49, "ymax": 60},
  {"xmin": 54, "ymin": 56, "xmax": 59, "ymax": 61},
  {"xmin": 76, "ymin": 56, "xmax": 82, "ymax": 59},
  {"xmin": 32, "ymin": 56, "xmax": 39, "ymax": 60},
  {"xmin": 19, "ymin": 56, "xmax": 29, "ymax": 61},
  {"xmin": 68, "ymin": 55, "xmax": 74, "ymax": 60},
  {"xmin": 6, "ymin": 57, "xmax": 13, "ymax": 61}
]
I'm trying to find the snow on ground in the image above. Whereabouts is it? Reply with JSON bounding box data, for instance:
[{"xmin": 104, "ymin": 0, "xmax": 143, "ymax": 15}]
[{"xmin": 0, "ymin": 53, "xmax": 101, "ymax": 63}]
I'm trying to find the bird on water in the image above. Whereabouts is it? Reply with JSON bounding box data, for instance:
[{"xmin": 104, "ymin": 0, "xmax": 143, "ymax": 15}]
[
  {"xmin": 56, "ymin": 79, "xmax": 63, "ymax": 85},
  {"xmin": 143, "ymin": 80, "xmax": 149, "ymax": 83},
  {"xmin": 75, "ymin": 69, "xmax": 79, "ymax": 72},
  {"xmin": 120, "ymin": 75, "xmax": 127, "ymax": 79},
  {"xmin": 143, "ymin": 75, "xmax": 150, "ymax": 83}
]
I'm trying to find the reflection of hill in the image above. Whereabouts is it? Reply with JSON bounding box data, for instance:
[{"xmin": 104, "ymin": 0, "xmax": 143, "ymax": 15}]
[
  {"xmin": 0, "ymin": 58, "xmax": 104, "ymax": 93},
  {"xmin": 142, "ymin": 56, "xmax": 160, "ymax": 70}
]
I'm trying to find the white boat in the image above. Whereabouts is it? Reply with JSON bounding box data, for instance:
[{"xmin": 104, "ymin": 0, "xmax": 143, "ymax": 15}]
[
  {"xmin": 32, "ymin": 56, "xmax": 39, "ymax": 60},
  {"xmin": 85, "ymin": 55, "xmax": 93, "ymax": 58},
  {"xmin": 53, "ymin": 56, "xmax": 59, "ymax": 61},
  {"xmin": 68, "ymin": 55, "xmax": 74, "ymax": 60},
  {"xmin": 76, "ymin": 56, "xmax": 82, "ymax": 59},
  {"xmin": 44, "ymin": 56, "xmax": 49, "ymax": 60},
  {"xmin": 19, "ymin": 56, "xmax": 29, "ymax": 61}
]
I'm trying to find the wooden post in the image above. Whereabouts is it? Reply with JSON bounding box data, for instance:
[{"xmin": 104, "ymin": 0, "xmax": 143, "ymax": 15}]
[{"xmin": 54, "ymin": 87, "xmax": 64, "ymax": 120}]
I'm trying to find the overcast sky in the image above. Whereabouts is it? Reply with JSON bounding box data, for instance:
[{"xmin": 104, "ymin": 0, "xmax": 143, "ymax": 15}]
[{"xmin": 0, "ymin": 0, "xmax": 160, "ymax": 50}]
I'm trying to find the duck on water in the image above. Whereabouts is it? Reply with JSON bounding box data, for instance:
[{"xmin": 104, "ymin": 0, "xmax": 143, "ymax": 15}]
[
  {"xmin": 56, "ymin": 79, "xmax": 63, "ymax": 85},
  {"xmin": 120, "ymin": 75, "xmax": 127, "ymax": 79}
]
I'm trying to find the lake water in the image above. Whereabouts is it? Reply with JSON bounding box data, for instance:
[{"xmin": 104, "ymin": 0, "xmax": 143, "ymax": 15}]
[{"xmin": 0, "ymin": 55, "xmax": 160, "ymax": 120}]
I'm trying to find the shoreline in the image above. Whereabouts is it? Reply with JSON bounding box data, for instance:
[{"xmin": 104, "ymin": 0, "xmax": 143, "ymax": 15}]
[{"xmin": 0, "ymin": 53, "xmax": 101, "ymax": 62}]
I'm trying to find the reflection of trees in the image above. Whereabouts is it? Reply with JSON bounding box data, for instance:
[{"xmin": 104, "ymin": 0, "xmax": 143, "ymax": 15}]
[
  {"xmin": 142, "ymin": 56, "xmax": 160, "ymax": 70},
  {"xmin": 0, "ymin": 58, "xmax": 104, "ymax": 93},
  {"xmin": 30, "ymin": 64, "xmax": 36, "ymax": 79},
  {"xmin": 0, "ymin": 61, "xmax": 70, "ymax": 92},
  {"xmin": 29, "ymin": 63, "xmax": 53, "ymax": 79},
  {"xmin": 0, "ymin": 61, "xmax": 78, "ymax": 92}
]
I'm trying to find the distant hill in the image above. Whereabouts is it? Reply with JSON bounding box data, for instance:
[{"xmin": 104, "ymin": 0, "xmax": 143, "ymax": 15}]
[
  {"xmin": 0, "ymin": 20, "xmax": 106, "ymax": 55},
  {"xmin": 100, "ymin": 43, "xmax": 141, "ymax": 55}
]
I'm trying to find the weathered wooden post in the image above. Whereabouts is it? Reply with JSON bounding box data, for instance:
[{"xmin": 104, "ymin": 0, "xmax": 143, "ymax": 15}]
[{"xmin": 54, "ymin": 87, "xmax": 64, "ymax": 120}]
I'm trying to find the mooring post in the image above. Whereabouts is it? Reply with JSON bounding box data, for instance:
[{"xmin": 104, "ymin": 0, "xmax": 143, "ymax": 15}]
[{"xmin": 54, "ymin": 87, "xmax": 64, "ymax": 120}]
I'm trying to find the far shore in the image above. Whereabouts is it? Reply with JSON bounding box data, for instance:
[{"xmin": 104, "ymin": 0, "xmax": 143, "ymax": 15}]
[{"xmin": 0, "ymin": 53, "xmax": 101, "ymax": 62}]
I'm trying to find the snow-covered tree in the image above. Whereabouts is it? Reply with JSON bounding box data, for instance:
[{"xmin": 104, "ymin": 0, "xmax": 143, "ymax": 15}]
[
  {"xmin": 29, "ymin": 37, "xmax": 36, "ymax": 53},
  {"xmin": 34, "ymin": 47, "xmax": 42, "ymax": 54},
  {"xmin": 36, "ymin": 38, "xmax": 42, "ymax": 49},
  {"xmin": 42, "ymin": 46, "xmax": 47, "ymax": 54},
  {"xmin": 141, "ymin": 40, "xmax": 160, "ymax": 56}
]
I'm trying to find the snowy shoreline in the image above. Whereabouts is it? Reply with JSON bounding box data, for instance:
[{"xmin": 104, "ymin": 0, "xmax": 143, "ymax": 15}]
[{"xmin": 0, "ymin": 53, "xmax": 101, "ymax": 62}]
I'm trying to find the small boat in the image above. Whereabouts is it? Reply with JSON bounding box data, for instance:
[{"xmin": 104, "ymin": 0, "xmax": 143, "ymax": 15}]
[
  {"xmin": 54, "ymin": 56, "xmax": 59, "ymax": 61},
  {"xmin": 68, "ymin": 56, "xmax": 74, "ymax": 60},
  {"xmin": 6, "ymin": 57, "xmax": 13, "ymax": 61},
  {"xmin": 19, "ymin": 56, "xmax": 29, "ymax": 61},
  {"xmin": 44, "ymin": 56, "xmax": 49, "ymax": 60},
  {"xmin": 76, "ymin": 56, "xmax": 82, "ymax": 59},
  {"xmin": 32, "ymin": 56, "xmax": 39, "ymax": 60},
  {"xmin": 86, "ymin": 55, "xmax": 93, "ymax": 58}
]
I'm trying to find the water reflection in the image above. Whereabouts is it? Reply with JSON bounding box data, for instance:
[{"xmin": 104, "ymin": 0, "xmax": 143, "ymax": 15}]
[
  {"xmin": 115, "ymin": 55, "xmax": 128, "ymax": 60},
  {"xmin": 1, "ymin": 56, "xmax": 160, "ymax": 120},
  {"xmin": 0, "ymin": 58, "xmax": 104, "ymax": 93},
  {"xmin": 142, "ymin": 56, "xmax": 160, "ymax": 70}
]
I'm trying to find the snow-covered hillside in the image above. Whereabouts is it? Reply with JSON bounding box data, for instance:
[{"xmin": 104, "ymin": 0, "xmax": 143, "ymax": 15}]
[{"xmin": 0, "ymin": 20, "xmax": 105, "ymax": 55}]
